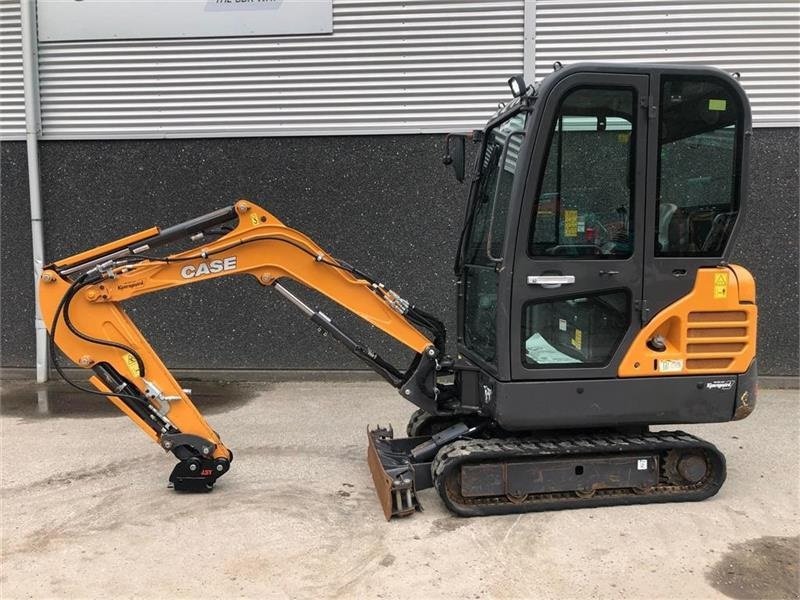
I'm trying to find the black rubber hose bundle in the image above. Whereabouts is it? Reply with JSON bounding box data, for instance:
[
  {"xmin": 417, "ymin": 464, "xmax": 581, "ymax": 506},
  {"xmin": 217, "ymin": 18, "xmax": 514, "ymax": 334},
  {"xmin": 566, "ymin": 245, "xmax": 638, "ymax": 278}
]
[{"xmin": 406, "ymin": 304, "xmax": 447, "ymax": 355}]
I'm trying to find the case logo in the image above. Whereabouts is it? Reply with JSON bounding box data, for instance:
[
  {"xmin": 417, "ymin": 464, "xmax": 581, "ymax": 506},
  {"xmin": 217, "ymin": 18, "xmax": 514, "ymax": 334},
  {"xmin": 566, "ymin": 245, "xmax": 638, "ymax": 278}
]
[{"xmin": 180, "ymin": 256, "xmax": 237, "ymax": 279}]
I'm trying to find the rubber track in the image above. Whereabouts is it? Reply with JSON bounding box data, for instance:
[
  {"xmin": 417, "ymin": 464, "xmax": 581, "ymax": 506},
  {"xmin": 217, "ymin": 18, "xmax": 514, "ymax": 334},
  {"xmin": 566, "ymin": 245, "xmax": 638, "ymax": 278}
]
[{"xmin": 432, "ymin": 430, "xmax": 726, "ymax": 517}]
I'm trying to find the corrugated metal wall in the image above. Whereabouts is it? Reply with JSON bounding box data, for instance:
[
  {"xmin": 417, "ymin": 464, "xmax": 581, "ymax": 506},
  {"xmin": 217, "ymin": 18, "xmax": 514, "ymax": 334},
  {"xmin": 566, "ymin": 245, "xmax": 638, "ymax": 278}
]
[
  {"xmin": 36, "ymin": 0, "xmax": 524, "ymax": 139},
  {"xmin": 1, "ymin": 0, "xmax": 798, "ymax": 140},
  {"xmin": 534, "ymin": 0, "xmax": 800, "ymax": 127},
  {"xmin": 0, "ymin": 0, "xmax": 24, "ymax": 137}
]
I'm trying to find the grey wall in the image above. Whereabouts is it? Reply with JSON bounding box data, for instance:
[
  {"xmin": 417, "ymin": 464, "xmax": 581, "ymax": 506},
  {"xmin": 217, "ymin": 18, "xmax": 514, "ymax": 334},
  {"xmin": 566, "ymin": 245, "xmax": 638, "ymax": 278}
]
[
  {"xmin": 1, "ymin": 135, "xmax": 466, "ymax": 372},
  {"xmin": 728, "ymin": 128, "xmax": 799, "ymax": 376},
  {"xmin": 1, "ymin": 129, "xmax": 798, "ymax": 375}
]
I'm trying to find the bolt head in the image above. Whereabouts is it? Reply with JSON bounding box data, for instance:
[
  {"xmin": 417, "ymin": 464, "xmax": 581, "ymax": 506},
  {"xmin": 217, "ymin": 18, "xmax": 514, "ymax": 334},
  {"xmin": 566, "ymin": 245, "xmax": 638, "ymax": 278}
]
[
  {"xmin": 188, "ymin": 463, "xmax": 198, "ymax": 472},
  {"xmin": 78, "ymin": 355, "xmax": 93, "ymax": 367},
  {"xmin": 41, "ymin": 272, "xmax": 55, "ymax": 283},
  {"xmin": 216, "ymin": 464, "xmax": 224, "ymax": 472},
  {"xmin": 202, "ymin": 447, "xmax": 210, "ymax": 455},
  {"xmin": 236, "ymin": 202, "xmax": 249, "ymax": 214},
  {"xmin": 404, "ymin": 389, "xmax": 411, "ymax": 396},
  {"xmin": 163, "ymin": 441, "xmax": 172, "ymax": 449}
]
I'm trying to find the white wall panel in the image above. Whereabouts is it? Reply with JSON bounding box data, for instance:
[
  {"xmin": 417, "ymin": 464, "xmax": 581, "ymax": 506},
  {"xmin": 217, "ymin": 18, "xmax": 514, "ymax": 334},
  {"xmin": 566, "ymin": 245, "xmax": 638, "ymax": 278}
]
[
  {"xmin": 534, "ymin": 0, "xmax": 800, "ymax": 127},
  {"xmin": 1, "ymin": 0, "xmax": 797, "ymax": 139},
  {"xmin": 36, "ymin": 0, "xmax": 524, "ymax": 138},
  {"xmin": 0, "ymin": 0, "xmax": 24, "ymax": 138}
]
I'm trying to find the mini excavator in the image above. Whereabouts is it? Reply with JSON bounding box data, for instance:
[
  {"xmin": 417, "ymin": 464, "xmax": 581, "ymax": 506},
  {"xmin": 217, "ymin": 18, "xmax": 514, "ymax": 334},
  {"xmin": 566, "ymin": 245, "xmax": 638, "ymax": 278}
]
[{"xmin": 40, "ymin": 63, "xmax": 757, "ymax": 519}]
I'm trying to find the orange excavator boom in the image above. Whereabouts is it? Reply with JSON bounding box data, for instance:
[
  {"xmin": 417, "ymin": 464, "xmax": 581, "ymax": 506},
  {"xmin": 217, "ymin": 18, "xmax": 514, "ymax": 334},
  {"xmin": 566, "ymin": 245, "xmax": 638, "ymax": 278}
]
[{"xmin": 39, "ymin": 200, "xmax": 445, "ymax": 491}]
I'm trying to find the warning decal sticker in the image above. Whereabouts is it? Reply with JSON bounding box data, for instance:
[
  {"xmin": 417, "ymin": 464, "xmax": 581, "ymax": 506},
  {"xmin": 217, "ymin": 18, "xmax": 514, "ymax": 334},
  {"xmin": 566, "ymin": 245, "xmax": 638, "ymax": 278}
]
[
  {"xmin": 564, "ymin": 210, "xmax": 578, "ymax": 237},
  {"xmin": 122, "ymin": 353, "xmax": 141, "ymax": 378},
  {"xmin": 708, "ymin": 99, "xmax": 727, "ymax": 112},
  {"xmin": 659, "ymin": 359, "xmax": 683, "ymax": 373},
  {"xmin": 571, "ymin": 328, "xmax": 583, "ymax": 350},
  {"xmin": 713, "ymin": 272, "xmax": 729, "ymax": 299}
]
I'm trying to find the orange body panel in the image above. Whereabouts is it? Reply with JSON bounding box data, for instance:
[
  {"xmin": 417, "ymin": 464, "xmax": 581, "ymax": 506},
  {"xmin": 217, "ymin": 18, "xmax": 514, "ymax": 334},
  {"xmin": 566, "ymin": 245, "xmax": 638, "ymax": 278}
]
[
  {"xmin": 618, "ymin": 265, "xmax": 757, "ymax": 377},
  {"xmin": 39, "ymin": 201, "xmax": 433, "ymax": 453},
  {"xmin": 728, "ymin": 264, "xmax": 756, "ymax": 303}
]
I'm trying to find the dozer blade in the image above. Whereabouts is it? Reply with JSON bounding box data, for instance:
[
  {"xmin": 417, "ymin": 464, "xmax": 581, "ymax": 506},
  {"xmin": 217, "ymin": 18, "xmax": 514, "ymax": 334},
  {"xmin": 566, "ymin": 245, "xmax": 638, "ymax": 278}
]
[{"xmin": 367, "ymin": 426, "xmax": 434, "ymax": 520}]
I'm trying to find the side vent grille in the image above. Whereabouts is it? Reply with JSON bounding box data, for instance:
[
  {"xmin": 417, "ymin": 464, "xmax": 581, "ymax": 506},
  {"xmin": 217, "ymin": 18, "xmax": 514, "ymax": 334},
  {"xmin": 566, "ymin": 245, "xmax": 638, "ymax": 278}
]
[{"xmin": 686, "ymin": 311, "xmax": 750, "ymax": 371}]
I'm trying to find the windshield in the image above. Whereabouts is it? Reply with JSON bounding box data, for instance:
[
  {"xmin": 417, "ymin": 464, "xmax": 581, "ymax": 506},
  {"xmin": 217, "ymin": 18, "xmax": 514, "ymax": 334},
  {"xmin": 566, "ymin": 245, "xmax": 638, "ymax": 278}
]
[
  {"xmin": 460, "ymin": 110, "xmax": 527, "ymax": 365},
  {"xmin": 464, "ymin": 112, "xmax": 528, "ymax": 266}
]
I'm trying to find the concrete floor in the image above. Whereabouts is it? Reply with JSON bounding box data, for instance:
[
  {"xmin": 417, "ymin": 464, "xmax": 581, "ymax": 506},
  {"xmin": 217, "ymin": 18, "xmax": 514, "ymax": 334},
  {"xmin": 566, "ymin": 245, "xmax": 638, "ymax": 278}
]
[{"xmin": 1, "ymin": 379, "xmax": 798, "ymax": 599}]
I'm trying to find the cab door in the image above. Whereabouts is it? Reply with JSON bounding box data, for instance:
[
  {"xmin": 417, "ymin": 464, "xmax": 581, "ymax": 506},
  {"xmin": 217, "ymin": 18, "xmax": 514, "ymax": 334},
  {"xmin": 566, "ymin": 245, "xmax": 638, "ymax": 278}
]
[{"xmin": 510, "ymin": 73, "xmax": 649, "ymax": 380}]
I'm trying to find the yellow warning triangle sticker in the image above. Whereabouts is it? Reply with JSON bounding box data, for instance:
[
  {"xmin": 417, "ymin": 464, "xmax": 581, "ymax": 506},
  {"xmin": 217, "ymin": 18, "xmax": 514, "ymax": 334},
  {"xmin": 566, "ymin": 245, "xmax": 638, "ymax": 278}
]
[
  {"xmin": 122, "ymin": 353, "xmax": 141, "ymax": 378},
  {"xmin": 714, "ymin": 273, "xmax": 728, "ymax": 286}
]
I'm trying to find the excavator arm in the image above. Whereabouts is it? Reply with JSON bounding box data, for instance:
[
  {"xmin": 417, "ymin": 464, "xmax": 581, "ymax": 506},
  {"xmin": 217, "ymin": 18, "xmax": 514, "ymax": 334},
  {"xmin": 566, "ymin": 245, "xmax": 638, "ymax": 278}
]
[{"xmin": 39, "ymin": 200, "xmax": 447, "ymax": 491}]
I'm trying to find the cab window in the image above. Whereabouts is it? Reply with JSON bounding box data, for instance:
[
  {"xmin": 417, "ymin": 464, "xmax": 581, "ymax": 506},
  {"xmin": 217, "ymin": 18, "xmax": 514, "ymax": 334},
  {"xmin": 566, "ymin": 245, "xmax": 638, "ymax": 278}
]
[
  {"xmin": 529, "ymin": 87, "xmax": 636, "ymax": 259},
  {"xmin": 656, "ymin": 76, "xmax": 741, "ymax": 256},
  {"xmin": 465, "ymin": 113, "xmax": 528, "ymax": 266},
  {"xmin": 522, "ymin": 290, "xmax": 629, "ymax": 367}
]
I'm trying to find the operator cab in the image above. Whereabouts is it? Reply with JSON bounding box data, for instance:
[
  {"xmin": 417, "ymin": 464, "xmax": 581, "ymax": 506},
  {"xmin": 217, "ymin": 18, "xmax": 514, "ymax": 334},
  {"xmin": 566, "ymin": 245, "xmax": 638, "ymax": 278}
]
[{"xmin": 451, "ymin": 63, "xmax": 752, "ymax": 428}]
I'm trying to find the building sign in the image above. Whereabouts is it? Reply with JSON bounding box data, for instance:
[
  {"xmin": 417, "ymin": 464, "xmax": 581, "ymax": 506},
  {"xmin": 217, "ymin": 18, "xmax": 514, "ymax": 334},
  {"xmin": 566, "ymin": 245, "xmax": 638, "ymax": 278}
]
[{"xmin": 37, "ymin": 0, "xmax": 333, "ymax": 42}]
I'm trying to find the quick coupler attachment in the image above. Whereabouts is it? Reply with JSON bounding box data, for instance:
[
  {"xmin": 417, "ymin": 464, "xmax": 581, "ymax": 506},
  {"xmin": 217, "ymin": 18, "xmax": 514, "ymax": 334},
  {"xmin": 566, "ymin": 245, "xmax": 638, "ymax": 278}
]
[
  {"xmin": 367, "ymin": 423, "xmax": 473, "ymax": 520},
  {"xmin": 169, "ymin": 456, "xmax": 231, "ymax": 492},
  {"xmin": 161, "ymin": 432, "xmax": 231, "ymax": 492}
]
